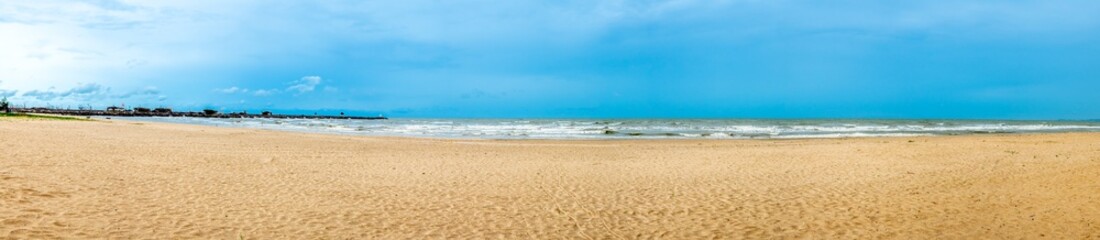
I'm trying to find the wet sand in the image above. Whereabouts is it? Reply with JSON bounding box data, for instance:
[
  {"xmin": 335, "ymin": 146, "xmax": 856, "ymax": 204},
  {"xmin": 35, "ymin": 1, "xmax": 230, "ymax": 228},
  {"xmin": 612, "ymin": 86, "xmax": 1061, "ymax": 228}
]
[{"xmin": 2, "ymin": 119, "xmax": 1099, "ymax": 239}]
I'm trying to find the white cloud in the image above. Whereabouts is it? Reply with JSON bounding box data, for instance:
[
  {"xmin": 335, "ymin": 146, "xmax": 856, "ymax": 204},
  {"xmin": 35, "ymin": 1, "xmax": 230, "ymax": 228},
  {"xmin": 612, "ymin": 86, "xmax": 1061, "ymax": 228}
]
[
  {"xmin": 214, "ymin": 86, "xmax": 247, "ymax": 94},
  {"xmin": 214, "ymin": 86, "xmax": 279, "ymax": 97},
  {"xmin": 0, "ymin": 1, "xmax": 254, "ymax": 90},
  {"xmin": 287, "ymin": 76, "xmax": 322, "ymax": 93},
  {"xmin": 252, "ymin": 89, "xmax": 278, "ymax": 97}
]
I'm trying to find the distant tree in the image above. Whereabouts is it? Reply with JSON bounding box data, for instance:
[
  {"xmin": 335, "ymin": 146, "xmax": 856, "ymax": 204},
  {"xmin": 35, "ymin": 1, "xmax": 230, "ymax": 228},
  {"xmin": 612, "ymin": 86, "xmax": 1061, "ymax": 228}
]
[
  {"xmin": 203, "ymin": 109, "xmax": 219, "ymax": 115},
  {"xmin": 0, "ymin": 97, "xmax": 9, "ymax": 113}
]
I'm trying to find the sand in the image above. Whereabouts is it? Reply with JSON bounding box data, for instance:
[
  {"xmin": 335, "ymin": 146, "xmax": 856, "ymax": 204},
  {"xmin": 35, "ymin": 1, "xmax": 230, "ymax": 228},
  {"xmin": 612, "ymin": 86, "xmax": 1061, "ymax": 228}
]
[{"xmin": 1, "ymin": 119, "xmax": 1099, "ymax": 239}]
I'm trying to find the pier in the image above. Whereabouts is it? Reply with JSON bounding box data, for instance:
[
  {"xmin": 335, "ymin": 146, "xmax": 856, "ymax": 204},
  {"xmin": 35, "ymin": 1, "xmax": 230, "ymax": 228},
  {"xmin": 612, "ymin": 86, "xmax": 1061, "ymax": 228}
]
[{"xmin": 12, "ymin": 107, "xmax": 388, "ymax": 120}]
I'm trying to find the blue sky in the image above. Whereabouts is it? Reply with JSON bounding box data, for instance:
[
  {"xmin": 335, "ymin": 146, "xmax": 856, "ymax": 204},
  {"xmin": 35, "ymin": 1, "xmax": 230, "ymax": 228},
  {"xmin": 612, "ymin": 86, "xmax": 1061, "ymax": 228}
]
[{"xmin": 1, "ymin": 0, "xmax": 1098, "ymax": 119}]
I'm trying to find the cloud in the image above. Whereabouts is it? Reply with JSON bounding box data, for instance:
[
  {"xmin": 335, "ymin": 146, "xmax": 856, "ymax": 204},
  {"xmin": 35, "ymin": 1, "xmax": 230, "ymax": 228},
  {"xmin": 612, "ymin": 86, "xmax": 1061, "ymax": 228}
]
[
  {"xmin": 213, "ymin": 86, "xmax": 279, "ymax": 97},
  {"xmin": 251, "ymin": 89, "xmax": 279, "ymax": 97},
  {"xmin": 116, "ymin": 86, "xmax": 161, "ymax": 98},
  {"xmin": 214, "ymin": 87, "xmax": 248, "ymax": 94},
  {"xmin": 21, "ymin": 83, "xmax": 111, "ymax": 101},
  {"xmin": 0, "ymin": 89, "xmax": 17, "ymax": 98},
  {"xmin": 0, "ymin": 80, "xmax": 16, "ymax": 98},
  {"xmin": 0, "ymin": 1, "xmax": 151, "ymax": 37},
  {"xmin": 21, "ymin": 90, "xmax": 61, "ymax": 101},
  {"xmin": 287, "ymin": 76, "xmax": 322, "ymax": 93},
  {"xmin": 13, "ymin": 83, "xmax": 167, "ymax": 107},
  {"xmin": 75, "ymin": 0, "xmax": 140, "ymax": 12},
  {"xmin": 67, "ymin": 83, "xmax": 108, "ymax": 96}
]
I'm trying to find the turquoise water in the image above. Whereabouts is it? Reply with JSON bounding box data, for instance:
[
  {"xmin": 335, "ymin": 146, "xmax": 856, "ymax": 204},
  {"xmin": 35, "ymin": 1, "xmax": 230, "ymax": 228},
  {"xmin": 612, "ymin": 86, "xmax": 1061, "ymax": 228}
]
[{"xmin": 112, "ymin": 117, "xmax": 1100, "ymax": 139}]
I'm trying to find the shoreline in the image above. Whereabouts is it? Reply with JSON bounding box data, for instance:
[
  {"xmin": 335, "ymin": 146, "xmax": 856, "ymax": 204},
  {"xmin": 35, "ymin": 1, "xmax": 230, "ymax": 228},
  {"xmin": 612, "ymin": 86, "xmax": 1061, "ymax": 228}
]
[
  {"xmin": 3, "ymin": 119, "xmax": 1099, "ymax": 238},
  {"xmin": 96, "ymin": 116, "xmax": 1100, "ymax": 141}
]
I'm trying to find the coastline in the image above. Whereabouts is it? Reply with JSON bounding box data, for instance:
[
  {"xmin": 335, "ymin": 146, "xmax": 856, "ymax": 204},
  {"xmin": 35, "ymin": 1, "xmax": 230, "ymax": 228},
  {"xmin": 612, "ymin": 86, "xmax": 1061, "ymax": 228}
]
[
  {"xmin": 76, "ymin": 116, "xmax": 1100, "ymax": 142},
  {"xmin": 2, "ymin": 119, "xmax": 1099, "ymax": 238},
  {"xmin": 96, "ymin": 116, "xmax": 1100, "ymax": 140}
]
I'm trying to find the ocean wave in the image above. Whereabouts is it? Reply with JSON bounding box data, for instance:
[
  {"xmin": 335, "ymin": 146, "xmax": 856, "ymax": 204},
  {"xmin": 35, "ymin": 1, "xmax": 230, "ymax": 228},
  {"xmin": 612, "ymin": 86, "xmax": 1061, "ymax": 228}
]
[{"xmin": 115, "ymin": 117, "xmax": 1100, "ymax": 139}]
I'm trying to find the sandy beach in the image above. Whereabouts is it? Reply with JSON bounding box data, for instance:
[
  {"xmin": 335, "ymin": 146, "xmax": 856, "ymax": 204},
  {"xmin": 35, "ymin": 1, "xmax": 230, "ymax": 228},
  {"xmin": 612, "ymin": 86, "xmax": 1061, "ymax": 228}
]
[{"xmin": 2, "ymin": 119, "xmax": 1099, "ymax": 239}]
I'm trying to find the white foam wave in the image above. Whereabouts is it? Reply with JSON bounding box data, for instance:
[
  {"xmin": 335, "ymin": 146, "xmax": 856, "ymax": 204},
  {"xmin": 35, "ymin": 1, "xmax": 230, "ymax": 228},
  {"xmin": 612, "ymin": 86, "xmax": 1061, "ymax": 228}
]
[{"xmin": 118, "ymin": 117, "xmax": 1100, "ymax": 139}]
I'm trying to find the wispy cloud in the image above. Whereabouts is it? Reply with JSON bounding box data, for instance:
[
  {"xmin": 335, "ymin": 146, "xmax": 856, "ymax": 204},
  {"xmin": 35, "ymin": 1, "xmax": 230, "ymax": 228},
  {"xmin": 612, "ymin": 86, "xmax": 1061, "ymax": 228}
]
[
  {"xmin": 14, "ymin": 83, "xmax": 167, "ymax": 105},
  {"xmin": 75, "ymin": 0, "xmax": 139, "ymax": 12},
  {"xmin": 213, "ymin": 86, "xmax": 281, "ymax": 97},
  {"xmin": 0, "ymin": 80, "xmax": 16, "ymax": 98},
  {"xmin": 20, "ymin": 89, "xmax": 58, "ymax": 101},
  {"xmin": 115, "ymin": 86, "xmax": 162, "ymax": 100},
  {"xmin": 0, "ymin": 89, "xmax": 16, "ymax": 98},
  {"xmin": 214, "ymin": 87, "xmax": 247, "ymax": 94},
  {"xmin": 287, "ymin": 76, "xmax": 322, "ymax": 94},
  {"xmin": 252, "ymin": 89, "xmax": 279, "ymax": 97},
  {"xmin": 21, "ymin": 83, "xmax": 111, "ymax": 101},
  {"xmin": 215, "ymin": 76, "xmax": 325, "ymax": 97}
]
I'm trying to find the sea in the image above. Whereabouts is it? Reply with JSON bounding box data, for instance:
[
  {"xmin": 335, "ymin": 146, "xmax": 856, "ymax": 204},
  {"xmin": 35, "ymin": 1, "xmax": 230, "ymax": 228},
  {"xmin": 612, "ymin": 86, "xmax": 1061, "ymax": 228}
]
[{"xmin": 110, "ymin": 117, "xmax": 1100, "ymax": 140}]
